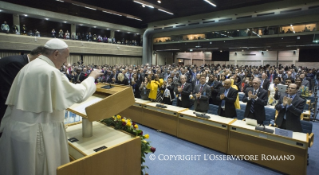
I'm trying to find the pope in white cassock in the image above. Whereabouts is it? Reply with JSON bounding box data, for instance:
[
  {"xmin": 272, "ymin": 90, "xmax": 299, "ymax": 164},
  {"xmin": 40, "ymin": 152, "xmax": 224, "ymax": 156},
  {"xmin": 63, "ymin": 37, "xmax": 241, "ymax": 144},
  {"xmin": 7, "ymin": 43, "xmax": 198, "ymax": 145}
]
[{"xmin": 0, "ymin": 39, "xmax": 103, "ymax": 175}]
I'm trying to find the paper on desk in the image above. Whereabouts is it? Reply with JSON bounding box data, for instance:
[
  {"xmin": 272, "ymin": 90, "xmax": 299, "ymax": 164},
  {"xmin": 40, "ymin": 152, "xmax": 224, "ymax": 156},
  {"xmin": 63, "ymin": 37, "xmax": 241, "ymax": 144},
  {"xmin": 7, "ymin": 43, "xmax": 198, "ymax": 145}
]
[{"xmin": 73, "ymin": 98, "xmax": 102, "ymax": 114}]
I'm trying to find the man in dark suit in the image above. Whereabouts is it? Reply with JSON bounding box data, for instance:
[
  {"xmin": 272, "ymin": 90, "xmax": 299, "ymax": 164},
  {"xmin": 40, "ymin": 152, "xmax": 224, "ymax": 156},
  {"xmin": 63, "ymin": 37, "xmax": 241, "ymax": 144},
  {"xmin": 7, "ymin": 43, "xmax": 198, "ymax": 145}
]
[
  {"xmin": 161, "ymin": 77, "xmax": 175, "ymax": 105},
  {"xmin": 193, "ymin": 75, "xmax": 211, "ymax": 112},
  {"xmin": 260, "ymin": 73, "xmax": 270, "ymax": 91},
  {"xmin": 275, "ymin": 83, "xmax": 305, "ymax": 132},
  {"xmin": 103, "ymin": 70, "xmax": 114, "ymax": 83},
  {"xmin": 217, "ymin": 79, "xmax": 238, "ymax": 118},
  {"xmin": 207, "ymin": 74, "xmax": 222, "ymax": 105},
  {"xmin": 242, "ymin": 78, "xmax": 268, "ymax": 124},
  {"xmin": 0, "ymin": 46, "xmax": 43, "ymax": 137},
  {"xmin": 192, "ymin": 73, "xmax": 201, "ymax": 90},
  {"xmin": 175, "ymin": 75, "xmax": 192, "ymax": 108}
]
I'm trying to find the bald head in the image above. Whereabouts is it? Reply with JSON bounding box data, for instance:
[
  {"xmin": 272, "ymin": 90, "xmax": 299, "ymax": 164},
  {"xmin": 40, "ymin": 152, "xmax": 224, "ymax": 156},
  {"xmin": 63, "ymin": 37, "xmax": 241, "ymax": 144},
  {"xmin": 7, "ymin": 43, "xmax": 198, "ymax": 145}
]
[{"xmin": 224, "ymin": 79, "xmax": 231, "ymax": 89}]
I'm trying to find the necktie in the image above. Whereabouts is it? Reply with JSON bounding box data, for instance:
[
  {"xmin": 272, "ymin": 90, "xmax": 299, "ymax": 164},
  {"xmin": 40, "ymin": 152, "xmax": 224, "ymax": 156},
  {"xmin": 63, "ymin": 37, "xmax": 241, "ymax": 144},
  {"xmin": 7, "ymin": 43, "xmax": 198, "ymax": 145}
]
[
  {"xmin": 196, "ymin": 80, "xmax": 199, "ymax": 85},
  {"xmin": 221, "ymin": 89, "xmax": 228, "ymax": 107},
  {"xmin": 250, "ymin": 90, "xmax": 256, "ymax": 113},
  {"xmin": 197, "ymin": 85, "xmax": 204, "ymax": 103},
  {"xmin": 261, "ymin": 80, "xmax": 264, "ymax": 88},
  {"xmin": 270, "ymin": 75, "xmax": 273, "ymax": 82}
]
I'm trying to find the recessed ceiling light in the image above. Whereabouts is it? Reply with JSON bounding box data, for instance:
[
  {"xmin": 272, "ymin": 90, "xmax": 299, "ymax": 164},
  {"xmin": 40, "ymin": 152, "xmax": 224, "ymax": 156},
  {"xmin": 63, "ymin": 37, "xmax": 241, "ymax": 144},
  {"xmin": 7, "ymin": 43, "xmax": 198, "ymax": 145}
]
[
  {"xmin": 158, "ymin": 0, "xmax": 161, "ymax": 3},
  {"xmin": 142, "ymin": 4, "xmax": 145, "ymax": 7},
  {"xmin": 127, "ymin": 32, "xmax": 131, "ymax": 33},
  {"xmin": 63, "ymin": 21, "xmax": 67, "ymax": 23},
  {"xmin": 0, "ymin": 9, "xmax": 2, "ymax": 12},
  {"xmin": 45, "ymin": 18, "xmax": 49, "ymax": 20},
  {"xmin": 204, "ymin": 0, "xmax": 217, "ymax": 7},
  {"xmin": 93, "ymin": 26, "xmax": 96, "ymax": 28},
  {"xmin": 24, "ymin": 14, "xmax": 28, "ymax": 17},
  {"xmin": 106, "ymin": 28, "xmax": 109, "ymax": 30},
  {"xmin": 117, "ymin": 30, "xmax": 120, "ymax": 32},
  {"xmin": 79, "ymin": 24, "xmax": 83, "ymax": 26}
]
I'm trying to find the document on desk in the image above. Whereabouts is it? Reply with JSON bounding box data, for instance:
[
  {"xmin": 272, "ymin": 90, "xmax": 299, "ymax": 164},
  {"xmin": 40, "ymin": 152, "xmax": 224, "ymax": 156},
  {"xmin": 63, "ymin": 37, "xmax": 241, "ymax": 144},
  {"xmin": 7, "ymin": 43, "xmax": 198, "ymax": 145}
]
[
  {"xmin": 274, "ymin": 128, "xmax": 293, "ymax": 138},
  {"xmin": 73, "ymin": 98, "xmax": 103, "ymax": 114}
]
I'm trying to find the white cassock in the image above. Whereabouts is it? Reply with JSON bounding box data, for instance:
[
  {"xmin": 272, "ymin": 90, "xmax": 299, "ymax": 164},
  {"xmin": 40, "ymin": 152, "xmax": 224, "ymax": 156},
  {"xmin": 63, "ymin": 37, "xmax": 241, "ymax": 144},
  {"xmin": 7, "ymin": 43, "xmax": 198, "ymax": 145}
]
[{"xmin": 0, "ymin": 55, "xmax": 96, "ymax": 175}]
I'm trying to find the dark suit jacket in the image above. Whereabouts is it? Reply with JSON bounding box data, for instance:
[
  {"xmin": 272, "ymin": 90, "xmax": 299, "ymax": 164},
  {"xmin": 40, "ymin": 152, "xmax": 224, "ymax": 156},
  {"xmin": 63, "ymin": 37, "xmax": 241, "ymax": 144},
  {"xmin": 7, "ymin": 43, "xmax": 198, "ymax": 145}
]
[
  {"xmin": 261, "ymin": 79, "xmax": 270, "ymax": 91},
  {"xmin": 207, "ymin": 80, "xmax": 222, "ymax": 105},
  {"xmin": 131, "ymin": 80, "xmax": 141, "ymax": 98},
  {"xmin": 275, "ymin": 94, "xmax": 305, "ymax": 132},
  {"xmin": 216, "ymin": 87, "xmax": 238, "ymax": 118},
  {"xmin": 160, "ymin": 83, "xmax": 175, "ymax": 100},
  {"xmin": 193, "ymin": 84, "xmax": 211, "ymax": 112},
  {"xmin": 0, "ymin": 55, "xmax": 29, "ymax": 124},
  {"xmin": 192, "ymin": 79, "xmax": 201, "ymax": 91},
  {"xmin": 175, "ymin": 82, "xmax": 192, "ymax": 108},
  {"xmin": 242, "ymin": 88, "xmax": 268, "ymax": 123}
]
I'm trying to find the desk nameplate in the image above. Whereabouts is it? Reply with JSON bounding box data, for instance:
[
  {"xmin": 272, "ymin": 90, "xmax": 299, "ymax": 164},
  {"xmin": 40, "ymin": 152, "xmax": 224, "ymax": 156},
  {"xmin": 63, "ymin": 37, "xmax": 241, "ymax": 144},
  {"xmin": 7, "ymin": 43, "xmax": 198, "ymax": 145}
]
[
  {"xmin": 230, "ymin": 126, "xmax": 308, "ymax": 149},
  {"xmin": 180, "ymin": 115, "xmax": 229, "ymax": 130},
  {"xmin": 143, "ymin": 105, "xmax": 179, "ymax": 116}
]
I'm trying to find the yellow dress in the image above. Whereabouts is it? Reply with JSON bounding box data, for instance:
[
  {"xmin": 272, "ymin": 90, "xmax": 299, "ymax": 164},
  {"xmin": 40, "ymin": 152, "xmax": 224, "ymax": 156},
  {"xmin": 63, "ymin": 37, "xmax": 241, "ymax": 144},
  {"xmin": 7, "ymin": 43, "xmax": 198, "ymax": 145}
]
[
  {"xmin": 146, "ymin": 79, "xmax": 163, "ymax": 100},
  {"xmin": 231, "ymin": 79, "xmax": 240, "ymax": 109}
]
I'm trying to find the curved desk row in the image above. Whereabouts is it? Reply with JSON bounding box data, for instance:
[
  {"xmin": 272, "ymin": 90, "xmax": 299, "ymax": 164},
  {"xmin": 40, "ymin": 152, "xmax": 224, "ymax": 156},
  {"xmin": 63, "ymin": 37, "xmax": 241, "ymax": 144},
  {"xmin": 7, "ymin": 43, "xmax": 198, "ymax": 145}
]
[{"xmin": 119, "ymin": 98, "xmax": 313, "ymax": 175}]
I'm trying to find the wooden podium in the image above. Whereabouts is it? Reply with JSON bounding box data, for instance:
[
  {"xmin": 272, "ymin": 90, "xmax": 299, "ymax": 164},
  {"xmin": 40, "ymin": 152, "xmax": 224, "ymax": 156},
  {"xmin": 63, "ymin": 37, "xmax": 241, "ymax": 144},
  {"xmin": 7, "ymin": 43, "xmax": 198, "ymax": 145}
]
[{"xmin": 57, "ymin": 83, "xmax": 140, "ymax": 175}]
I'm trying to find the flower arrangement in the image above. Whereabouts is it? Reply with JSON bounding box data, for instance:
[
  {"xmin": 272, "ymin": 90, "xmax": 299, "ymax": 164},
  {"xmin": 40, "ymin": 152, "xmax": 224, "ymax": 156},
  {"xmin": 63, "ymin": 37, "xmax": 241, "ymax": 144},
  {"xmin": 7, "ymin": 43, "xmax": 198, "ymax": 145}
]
[{"xmin": 101, "ymin": 115, "xmax": 156, "ymax": 175}]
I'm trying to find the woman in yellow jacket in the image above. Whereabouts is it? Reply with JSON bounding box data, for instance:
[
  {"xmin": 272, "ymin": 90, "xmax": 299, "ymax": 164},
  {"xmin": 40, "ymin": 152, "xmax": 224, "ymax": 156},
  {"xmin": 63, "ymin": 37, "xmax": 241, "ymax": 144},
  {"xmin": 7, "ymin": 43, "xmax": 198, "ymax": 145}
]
[
  {"xmin": 146, "ymin": 74, "xmax": 163, "ymax": 101},
  {"xmin": 230, "ymin": 78, "xmax": 240, "ymax": 109}
]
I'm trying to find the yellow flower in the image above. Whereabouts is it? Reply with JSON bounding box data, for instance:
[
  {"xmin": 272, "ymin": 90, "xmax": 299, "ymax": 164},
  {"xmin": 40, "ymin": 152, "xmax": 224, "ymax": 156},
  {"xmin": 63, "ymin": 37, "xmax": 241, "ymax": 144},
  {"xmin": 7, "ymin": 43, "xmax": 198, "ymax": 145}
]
[
  {"xmin": 143, "ymin": 140, "xmax": 147, "ymax": 143},
  {"xmin": 144, "ymin": 134, "xmax": 149, "ymax": 139},
  {"xmin": 121, "ymin": 119, "xmax": 126, "ymax": 122},
  {"xmin": 126, "ymin": 121, "xmax": 132, "ymax": 127},
  {"xmin": 117, "ymin": 115, "xmax": 121, "ymax": 119},
  {"xmin": 134, "ymin": 124, "xmax": 138, "ymax": 129}
]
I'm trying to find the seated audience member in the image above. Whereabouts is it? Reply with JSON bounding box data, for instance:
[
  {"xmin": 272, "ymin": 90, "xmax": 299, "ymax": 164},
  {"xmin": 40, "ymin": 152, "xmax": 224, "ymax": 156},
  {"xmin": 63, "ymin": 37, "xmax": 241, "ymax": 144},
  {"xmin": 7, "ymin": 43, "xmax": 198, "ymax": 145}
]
[
  {"xmin": 147, "ymin": 74, "xmax": 163, "ymax": 102},
  {"xmin": 295, "ymin": 77, "xmax": 309, "ymax": 98},
  {"xmin": 230, "ymin": 79, "xmax": 240, "ymax": 110},
  {"xmin": 208, "ymin": 74, "xmax": 222, "ymax": 105},
  {"xmin": 192, "ymin": 73, "xmax": 201, "ymax": 90},
  {"xmin": 88, "ymin": 32, "xmax": 92, "ymax": 41},
  {"xmin": 52, "ymin": 29, "xmax": 56, "ymax": 38},
  {"xmin": 217, "ymin": 79, "xmax": 238, "ymax": 118},
  {"xmin": 34, "ymin": 29, "xmax": 40, "ymax": 37},
  {"xmin": 175, "ymin": 75, "xmax": 192, "ymax": 108},
  {"xmin": 28, "ymin": 30, "xmax": 33, "ymax": 36},
  {"xmin": 275, "ymin": 83, "xmax": 305, "ymax": 132},
  {"xmin": 299, "ymin": 73, "xmax": 309, "ymax": 87},
  {"xmin": 103, "ymin": 70, "xmax": 113, "ymax": 83},
  {"xmin": 161, "ymin": 77, "xmax": 175, "ymax": 105},
  {"xmin": 260, "ymin": 73, "xmax": 270, "ymax": 91},
  {"xmin": 73, "ymin": 68, "xmax": 88, "ymax": 83},
  {"xmin": 21, "ymin": 24, "xmax": 27, "ymax": 35},
  {"xmin": 131, "ymin": 73, "xmax": 141, "ymax": 98},
  {"xmin": 242, "ymin": 78, "xmax": 268, "ymax": 124},
  {"xmin": 268, "ymin": 77, "xmax": 282, "ymax": 105},
  {"xmin": 139, "ymin": 77, "xmax": 150, "ymax": 100},
  {"xmin": 114, "ymin": 73, "xmax": 129, "ymax": 85},
  {"xmin": 12, "ymin": 25, "xmax": 19, "ymax": 34},
  {"xmin": 58, "ymin": 29, "xmax": 63, "ymax": 38},
  {"xmin": 219, "ymin": 74, "xmax": 226, "ymax": 85},
  {"xmin": 193, "ymin": 75, "xmax": 211, "ymax": 113},
  {"xmin": 65, "ymin": 30, "xmax": 70, "ymax": 39},
  {"xmin": 1, "ymin": 21, "xmax": 10, "ymax": 33}
]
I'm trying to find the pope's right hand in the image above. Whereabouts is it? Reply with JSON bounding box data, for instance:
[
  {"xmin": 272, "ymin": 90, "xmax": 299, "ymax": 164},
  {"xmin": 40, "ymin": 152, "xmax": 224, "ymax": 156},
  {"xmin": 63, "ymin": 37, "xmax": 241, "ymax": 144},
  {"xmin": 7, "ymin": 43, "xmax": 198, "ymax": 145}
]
[{"xmin": 89, "ymin": 70, "xmax": 104, "ymax": 79}]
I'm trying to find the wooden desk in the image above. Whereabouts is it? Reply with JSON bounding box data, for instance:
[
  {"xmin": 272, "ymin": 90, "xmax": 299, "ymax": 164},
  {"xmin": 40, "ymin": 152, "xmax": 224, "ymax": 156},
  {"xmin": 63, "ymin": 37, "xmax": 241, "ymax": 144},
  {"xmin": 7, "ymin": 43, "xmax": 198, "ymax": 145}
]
[
  {"xmin": 57, "ymin": 122, "xmax": 141, "ymax": 175},
  {"xmin": 119, "ymin": 98, "xmax": 150, "ymax": 125},
  {"xmin": 178, "ymin": 110, "xmax": 236, "ymax": 153},
  {"xmin": 228, "ymin": 120, "xmax": 309, "ymax": 175},
  {"xmin": 142, "ymin": 102, "xmax": 188, "ymax": 136}
]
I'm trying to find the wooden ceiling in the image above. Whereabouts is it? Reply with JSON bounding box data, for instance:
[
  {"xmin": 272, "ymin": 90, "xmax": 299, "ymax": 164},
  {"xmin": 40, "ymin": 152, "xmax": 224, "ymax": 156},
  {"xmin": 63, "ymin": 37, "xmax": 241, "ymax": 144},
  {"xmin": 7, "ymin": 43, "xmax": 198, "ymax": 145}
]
[{"xmin": 2, "ymin": 0, "xmax": 281, "ymax": 28}]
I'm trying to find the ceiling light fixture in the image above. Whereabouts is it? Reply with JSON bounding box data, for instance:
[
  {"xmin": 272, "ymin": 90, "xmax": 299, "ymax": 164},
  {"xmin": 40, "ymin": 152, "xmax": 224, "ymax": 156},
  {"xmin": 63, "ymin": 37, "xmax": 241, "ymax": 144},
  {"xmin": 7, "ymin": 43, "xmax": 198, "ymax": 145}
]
[
  {"xmin": 79, "ymin": 24, "xmax": 83, "ymax": 26},
  {"xmin": 24, "ymin": 14, "xmax": 28, "ymax": 17},
  {"xmin": 158, "ymin": 9, "xmax": 174, "ymax": 15},
  {"xmin": 204, "ymin": 0, "xmax": 217, "ymax": 7},
  {"xmin": 45, "ymin": 18, "xmax": 49, "ymax": 20},
  {"xmin": 93, "ymin": 26, "xmax": 96, "ymax": 28},
  {"xmin": 85, "ymin": 6, "xmax": 97, "ymax": 10},
  {"xmin": 158, "ymin": 0, "xmax": 161, "ymax": 3},
  {"xmin": 102, "ymin": 11, "xmax": 122, "ymax": 16},
  {"xmin": 56, "ymin": 0, "xmax": 64, "ymax": 2},
  {"xmin": 126, "ymin": 16, "xmax": 142, "ymax": 21},
  {"xmin": 63, "ymin": 21, "xmax": 67, "ymax": 23}
]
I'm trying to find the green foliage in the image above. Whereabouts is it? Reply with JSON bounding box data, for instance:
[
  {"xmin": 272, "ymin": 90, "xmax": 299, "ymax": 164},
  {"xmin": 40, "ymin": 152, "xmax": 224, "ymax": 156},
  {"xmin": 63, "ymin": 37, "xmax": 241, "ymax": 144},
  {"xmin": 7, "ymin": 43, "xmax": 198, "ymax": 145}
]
[{"xmin": 101, "ymin": 115, "xmax": 154, "ymax": 175}]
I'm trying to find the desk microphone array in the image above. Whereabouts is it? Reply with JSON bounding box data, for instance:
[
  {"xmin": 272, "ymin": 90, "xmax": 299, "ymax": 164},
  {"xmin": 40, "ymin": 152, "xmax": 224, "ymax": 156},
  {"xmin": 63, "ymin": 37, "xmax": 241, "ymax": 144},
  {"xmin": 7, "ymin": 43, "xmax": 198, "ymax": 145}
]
[
  {"xmin": 156, "ymin": 104, "xmax": 167, "ymax": 108},
  {"xmin": 255, "ymin": 125, "xmax": 274, "ymax": 134},
  {"xmin": 193, "ymin": 112, "xmax": 210, "ymax": 119}
]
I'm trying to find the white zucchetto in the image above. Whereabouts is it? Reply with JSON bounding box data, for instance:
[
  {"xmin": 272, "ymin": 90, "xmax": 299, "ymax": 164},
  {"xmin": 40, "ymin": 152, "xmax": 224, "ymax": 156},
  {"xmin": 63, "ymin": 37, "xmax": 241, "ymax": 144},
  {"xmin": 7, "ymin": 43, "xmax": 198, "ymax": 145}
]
[{"xmin": 44, "ymin": 38, "xmax": 68, "ymax": 49}]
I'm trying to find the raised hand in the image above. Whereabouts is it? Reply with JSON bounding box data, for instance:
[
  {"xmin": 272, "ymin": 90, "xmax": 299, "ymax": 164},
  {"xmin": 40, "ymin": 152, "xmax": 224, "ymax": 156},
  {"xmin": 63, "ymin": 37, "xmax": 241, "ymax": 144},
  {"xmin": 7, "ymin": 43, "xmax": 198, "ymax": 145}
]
[
  {"xmin": 283, "ymin": 96, "xmax": 288, "ymax": 106},
  {"xmin": 220, "ymin": 94, "xmax": 225, "ymax": 100},
  {"xmin": 248, "ymin": 91, "xmax": 253, "ymax": 99},
  {"xmin": 287, "ymin": 97, "xmax": 292, "ymax": 105}
]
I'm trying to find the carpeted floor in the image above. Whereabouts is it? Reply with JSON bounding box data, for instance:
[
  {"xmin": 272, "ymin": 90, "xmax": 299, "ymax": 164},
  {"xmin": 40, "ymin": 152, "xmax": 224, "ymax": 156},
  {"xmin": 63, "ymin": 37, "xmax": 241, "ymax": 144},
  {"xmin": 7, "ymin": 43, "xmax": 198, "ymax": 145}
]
[{"xmin": 140, "ymin": 97, "xmax": 319, "ymax": 175}]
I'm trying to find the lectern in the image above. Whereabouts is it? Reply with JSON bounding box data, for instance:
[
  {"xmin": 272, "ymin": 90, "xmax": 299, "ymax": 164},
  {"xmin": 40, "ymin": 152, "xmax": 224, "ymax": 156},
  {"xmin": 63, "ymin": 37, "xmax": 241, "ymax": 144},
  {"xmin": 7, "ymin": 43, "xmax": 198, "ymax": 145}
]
[{"xmin": 57, "ymin": 83, "xmax": 140, "ymax": 175}]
